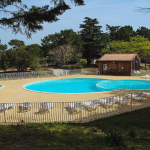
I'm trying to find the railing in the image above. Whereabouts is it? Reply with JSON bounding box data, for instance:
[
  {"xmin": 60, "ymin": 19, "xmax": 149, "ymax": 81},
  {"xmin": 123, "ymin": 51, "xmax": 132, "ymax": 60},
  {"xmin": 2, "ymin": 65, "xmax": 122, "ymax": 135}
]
[
  {"xmin": 0, "ymin": 69, "xmax": 98, "ymax": 80},
  {"xmin": 0, "ymin": 91, "xmax": 150, "ymax": 123}
]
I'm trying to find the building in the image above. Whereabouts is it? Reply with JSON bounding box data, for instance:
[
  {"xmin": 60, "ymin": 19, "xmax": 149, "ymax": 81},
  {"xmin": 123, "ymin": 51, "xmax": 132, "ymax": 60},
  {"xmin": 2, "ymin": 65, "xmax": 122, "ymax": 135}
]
[{"xmin": 98, "ymin": 54, "xmax": 140, "ymax": 76}]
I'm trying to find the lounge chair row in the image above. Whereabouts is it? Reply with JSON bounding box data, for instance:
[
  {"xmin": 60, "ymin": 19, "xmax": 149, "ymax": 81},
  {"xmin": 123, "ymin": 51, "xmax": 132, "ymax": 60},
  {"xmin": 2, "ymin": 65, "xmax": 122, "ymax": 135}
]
[
  {"xmin": 68, "ymin": 92, "xmax": 150, "ymax": 113},
  {"xmin": 140, "ymin": 75, "xmax": 150, "ymax": 79},
  {"xmin": 0, "ymin": 92, "xmax": 149, "ymax": 113}
]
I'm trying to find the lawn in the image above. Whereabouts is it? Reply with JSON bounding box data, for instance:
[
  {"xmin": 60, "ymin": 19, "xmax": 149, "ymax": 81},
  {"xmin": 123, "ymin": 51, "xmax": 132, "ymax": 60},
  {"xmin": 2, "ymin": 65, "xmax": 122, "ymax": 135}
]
[{"xmin": 0, "ymin": 107, "xmax": 149, "ymax": 150}]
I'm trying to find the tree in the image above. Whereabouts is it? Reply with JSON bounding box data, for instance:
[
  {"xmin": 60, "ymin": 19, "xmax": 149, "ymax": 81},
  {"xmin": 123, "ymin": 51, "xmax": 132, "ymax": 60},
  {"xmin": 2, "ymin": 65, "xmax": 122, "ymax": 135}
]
[
  {"xmin": 41, "ymin": 29, "xmax": 82, "ymax": 57},
  {"xmin": 49, "ymin": 44, "xmax": 81, "ymax": 65},
  {"xmin": 6, "ymin": 48, "xmax": 17, "ymax": 68},
  {"xmin": 14, "ymin": 47, "xmax": 40, "ymax": 71},
  {"xmin": 106, "ymin": 25, "xmax": 136, "ymax": 41},
  {"xmin": 136, "ymin": 26, "xmax": 150, "ymax": 41},
  {"xmin": 0, "ymin": 0, "xmax": 85, "ymax": 38},
  {"xmin": 0, "ymin": 40, "xmax": 8, "ymax": 71},
  {"xmin": 8, "ymin": 39, "xmax": 25, "ymax": 49},
  {"xmin": 25, "ymin": 44, "xmax": 42, "ymax": 56},
  {"xmin": 79, "ymin": 17, "xmax": 106, "ymax": 65},
  {"xmin": 101, "ymin": 36, "xmax": 150, "ymax": 63}
]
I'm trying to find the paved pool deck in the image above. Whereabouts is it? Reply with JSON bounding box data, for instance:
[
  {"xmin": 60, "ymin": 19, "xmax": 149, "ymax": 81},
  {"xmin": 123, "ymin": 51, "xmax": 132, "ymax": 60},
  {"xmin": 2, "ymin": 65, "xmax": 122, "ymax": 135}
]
[{"xmin": 0, "ymin": 75, "xmax": 150, "ymax": 103}]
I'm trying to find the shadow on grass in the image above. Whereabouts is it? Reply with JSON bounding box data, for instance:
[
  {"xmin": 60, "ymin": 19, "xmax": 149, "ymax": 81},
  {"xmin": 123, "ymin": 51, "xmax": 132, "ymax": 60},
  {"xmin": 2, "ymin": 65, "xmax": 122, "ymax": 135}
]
[{"xmin": 0, "ymin": 107, "xmax": 149, "ymax": 150}]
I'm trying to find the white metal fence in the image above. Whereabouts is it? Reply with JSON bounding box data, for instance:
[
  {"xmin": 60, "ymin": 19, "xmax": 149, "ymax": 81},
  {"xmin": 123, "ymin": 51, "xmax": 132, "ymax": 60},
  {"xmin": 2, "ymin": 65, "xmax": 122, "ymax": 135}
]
[
  {"xmin": 0, "ymin": 69, "xmax": 98, "ymax": 80},
  {"xmin": 0, "ymin": 91, "xmax": 150, "ymax": 123}
]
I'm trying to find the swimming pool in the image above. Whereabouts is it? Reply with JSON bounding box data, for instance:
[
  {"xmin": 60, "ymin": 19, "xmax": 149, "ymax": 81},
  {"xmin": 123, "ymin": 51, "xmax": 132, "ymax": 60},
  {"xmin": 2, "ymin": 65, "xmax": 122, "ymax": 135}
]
[{"xmin": 24, "ymin": 78, "xmax": 150, "ymax": 94}]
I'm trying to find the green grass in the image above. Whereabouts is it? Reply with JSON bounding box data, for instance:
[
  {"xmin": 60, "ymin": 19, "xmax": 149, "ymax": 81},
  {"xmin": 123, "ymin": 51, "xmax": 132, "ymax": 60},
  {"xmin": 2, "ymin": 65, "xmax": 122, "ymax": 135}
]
[{"xmin": 0, "ymin": 107, "xmax": 150, "ymax": 150}]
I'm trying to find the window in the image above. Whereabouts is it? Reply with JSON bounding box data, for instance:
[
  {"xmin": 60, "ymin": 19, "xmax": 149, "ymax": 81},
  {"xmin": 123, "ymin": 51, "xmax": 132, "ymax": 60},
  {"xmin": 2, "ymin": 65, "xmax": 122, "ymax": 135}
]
[{"xmin": 103, "ymin": 64, "xmax": 108, "ymax": 71}]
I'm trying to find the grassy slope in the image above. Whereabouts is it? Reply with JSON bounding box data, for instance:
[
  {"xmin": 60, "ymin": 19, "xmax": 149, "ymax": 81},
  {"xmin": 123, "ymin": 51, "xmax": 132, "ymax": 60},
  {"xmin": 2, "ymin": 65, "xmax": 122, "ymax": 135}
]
[{"xmin": 0, "ymin": 107, "xmax": 149, "ymax": 150}]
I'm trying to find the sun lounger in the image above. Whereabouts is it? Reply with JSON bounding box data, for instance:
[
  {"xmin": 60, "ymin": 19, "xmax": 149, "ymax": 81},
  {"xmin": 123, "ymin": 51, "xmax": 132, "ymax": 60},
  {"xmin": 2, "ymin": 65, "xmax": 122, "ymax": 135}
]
[
  {"xmin": 142, "ymin": 92, "xmax": 150, "ymax": 98},
  {"xmin": 131, "ymin": 92, "xmax": 144, "ymax": 102},
  {"xmin": 40, "ymin": 102, "xmax": 54, "ymax": 113},
  {"xmin": 19, "ymin": 101, "xmax": 31, "ymax": 112},
  {"xmin": 114, "ymin": 95, "xmax": 131, "ymax": 105},
  {"xmin": 82, "ymin": 100, "xmax": 98, "ymax": 111},
  {"xmin": 5, "ymin": 103, "xmax": 17, "ymax": 110},
  {"xmin": 97, "ymin": 97, "xmax": 116, "ymax": 108},
  {"xmin": 68, "ymin": 102, "xmax": 83, "ymax": 113},
  {"xmin": 134, "ymin": 71, "xmax": 140, "ymax": 74},
  {"xmin": 0, "ymin": 103, "xmax": 7, "ymax": 112},
  {"xmin": 0, "ymin": 103, "xmax": 16, "ymax": 112},
  {"xmin": 140, "ymin": 75, "xmax": 150, "ymax": 79}
]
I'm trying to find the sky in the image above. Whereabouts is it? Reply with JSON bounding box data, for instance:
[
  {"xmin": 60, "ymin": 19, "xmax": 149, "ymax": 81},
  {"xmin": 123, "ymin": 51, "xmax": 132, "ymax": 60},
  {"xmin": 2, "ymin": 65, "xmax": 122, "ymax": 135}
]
[{"xmin": 1, "ymin": 0, "xmax": 150, "ymax": 48}]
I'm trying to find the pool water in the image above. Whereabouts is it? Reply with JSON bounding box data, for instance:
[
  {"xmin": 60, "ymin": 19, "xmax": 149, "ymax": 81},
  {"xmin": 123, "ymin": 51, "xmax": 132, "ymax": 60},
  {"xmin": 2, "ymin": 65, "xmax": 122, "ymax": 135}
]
[
  {"xmin": 24, "ymin": 78, "xmax": 150, "ymax": 94},
  {"xmin": 97, "ymin": 80, "xmax": 150, "ymax": 90}
]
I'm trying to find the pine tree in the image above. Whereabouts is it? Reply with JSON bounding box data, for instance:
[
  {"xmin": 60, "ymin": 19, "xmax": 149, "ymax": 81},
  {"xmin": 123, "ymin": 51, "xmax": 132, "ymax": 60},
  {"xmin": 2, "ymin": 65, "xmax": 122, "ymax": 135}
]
[
  {"xmin": 79, "ymin": 17, "xmax": 106, "ymax": 65},
  {"xmin": 0, "ymin": 0, "xmax": 85, "ymax": 38}
]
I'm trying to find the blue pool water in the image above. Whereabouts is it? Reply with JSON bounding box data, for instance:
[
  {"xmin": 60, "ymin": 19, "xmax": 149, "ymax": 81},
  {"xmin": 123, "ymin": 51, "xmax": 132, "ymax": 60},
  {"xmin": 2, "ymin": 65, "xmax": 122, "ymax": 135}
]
[
  {"xmin": 24, "ymin": 78, "xmax": 150, "ymax": 94},
  {"xmin": 96, "ymin": 80, "xmax": 150, "ymax": 91}
]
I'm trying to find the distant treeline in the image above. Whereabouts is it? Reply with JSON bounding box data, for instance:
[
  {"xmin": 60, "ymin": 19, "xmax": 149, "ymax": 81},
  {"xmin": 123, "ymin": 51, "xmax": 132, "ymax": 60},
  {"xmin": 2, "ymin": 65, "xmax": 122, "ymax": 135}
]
[{"xmin": 1, "ymin": 17, "xmax": 150, "ymax": 72}]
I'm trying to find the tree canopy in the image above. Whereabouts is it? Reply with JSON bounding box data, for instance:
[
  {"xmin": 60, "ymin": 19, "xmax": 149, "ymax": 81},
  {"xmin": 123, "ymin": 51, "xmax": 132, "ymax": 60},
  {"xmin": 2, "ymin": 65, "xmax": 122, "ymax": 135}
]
[
  {"xmin": 49, "ymin": 44, "xmax": 81, "ymax": 65},
  {"xmin": 0, "ymin": 0, "xmax": 85, "ymax": 38},
  {"xmin": 8, "ymin": 39, "xmax": 25, "ymax": 48},
  {"xmin": 79, "ymin": 17, "xmax": 107, "ymax": 65},
  {"xmin": 106, "ymin": 25, "xmax": 136, "ymax": 41},
  {"xmin": 41, "ymin": 29, "xmax": 82, "ymax": 57},
  {"xmin": 101, "ymin": 36, "xmax": 150, "ymax": 63}
]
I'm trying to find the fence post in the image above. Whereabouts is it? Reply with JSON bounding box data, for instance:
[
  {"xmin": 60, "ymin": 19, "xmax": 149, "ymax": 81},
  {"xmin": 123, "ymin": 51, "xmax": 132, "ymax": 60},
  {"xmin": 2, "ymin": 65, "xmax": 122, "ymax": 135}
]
[
  {"xmin": 118, "ymin": 95, "xmax": 120, "ymax": 114},
  {"xmin": 3, "ymin": 103, "xmax": 6, "ymax": 123},
  {"xmin": 79, "ymin": 106, "xmax": 82, "ymax": 123},
  {"xmin": 130, "ymin": 93, "xmax": 132, "ymax": 111}
]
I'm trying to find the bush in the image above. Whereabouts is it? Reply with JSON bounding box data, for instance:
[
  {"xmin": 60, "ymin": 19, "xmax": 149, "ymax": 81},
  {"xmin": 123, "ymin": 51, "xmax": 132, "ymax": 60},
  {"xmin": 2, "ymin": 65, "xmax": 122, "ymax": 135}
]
[
  {"xmin": 61, "ymin": 65, "xmax": 83, "ymax": 69},
  {"xmin": 105, "ymin": 128, "xmax": 124, "ymax": 147},
  {"xmin": 80, "ymin": 59, "xmax": 87, "ymax": 65},
  {"xmin": 90, "ymin": 127, "xmax": 98, "ymax": 132},
  {"xmin": 128, "ymin": 127, "xmax": 139, "ymax": 138},
  {"xmin": 39, "ymin": 58, "xmax": 48, "ymax": 65},
  {"xmin": 75, "ymin": 65, "xmax": 83, "ymax": 69}
]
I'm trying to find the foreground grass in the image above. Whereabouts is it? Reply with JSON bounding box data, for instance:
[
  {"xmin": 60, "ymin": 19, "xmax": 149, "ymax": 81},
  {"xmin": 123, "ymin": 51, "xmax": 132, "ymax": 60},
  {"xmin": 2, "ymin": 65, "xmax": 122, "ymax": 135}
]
[{"xmin": 0, "ymin": 107, "xmax": 150, "ymax": 150}]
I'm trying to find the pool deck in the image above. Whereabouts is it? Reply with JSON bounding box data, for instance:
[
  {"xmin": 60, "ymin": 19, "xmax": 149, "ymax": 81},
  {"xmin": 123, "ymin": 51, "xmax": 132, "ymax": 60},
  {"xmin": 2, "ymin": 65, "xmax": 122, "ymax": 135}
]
[{"xmin": 0, "ymin": 75, "xmax": 150, "ymax": 103}]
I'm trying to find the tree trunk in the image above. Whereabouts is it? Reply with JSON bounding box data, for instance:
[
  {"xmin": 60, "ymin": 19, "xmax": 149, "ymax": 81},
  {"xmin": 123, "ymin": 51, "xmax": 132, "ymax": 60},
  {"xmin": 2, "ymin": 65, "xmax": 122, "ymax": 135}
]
[
  {"xmin": 145, "ymin": 63, "xmax": 146, "ymax": 70},
  {"xmin": 87, "ymin": 59, "xmax": 91, "ymax": 65}
]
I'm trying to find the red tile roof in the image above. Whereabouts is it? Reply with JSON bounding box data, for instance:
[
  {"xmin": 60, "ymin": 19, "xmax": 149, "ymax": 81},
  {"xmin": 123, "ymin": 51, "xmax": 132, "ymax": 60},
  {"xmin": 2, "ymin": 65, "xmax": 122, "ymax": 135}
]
[{"xmin": 98, "ymin": 54, "xmax": 139, "ymax": 61}]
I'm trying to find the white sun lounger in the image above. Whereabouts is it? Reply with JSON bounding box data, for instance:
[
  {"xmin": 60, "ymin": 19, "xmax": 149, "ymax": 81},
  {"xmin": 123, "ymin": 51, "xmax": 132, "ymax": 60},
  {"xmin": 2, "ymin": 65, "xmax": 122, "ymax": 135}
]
[
  {"xmin": 40, "ymin": 102, "xmax": 54, "ymax": 112},
  {"xmin": 0, "ymin": 103, "xmax": 16, "ymax": 112},
  {"xmin": 134, "ymin": 71, "xmax": 140, "ymax": 74},
  {"xmin": 142, "ymin": 92, "xmax": 150, "ymax": 98},
  {"xmin": 0, "ymin": 103, "xmax": 7, "ymax": 112},
  {"xmin": 68, "ymin": 102, "xmax": 83, "ymax": 113},
  {"xmin": 114, "ymin": 95, "xmax": 131, "ymax": 105},
  {"xmin": 19, "ymin": 101, "xmax": 31, "ymax": 112},
  {"xmin": 140, "ymin": 75, "xmax": 150, "ymax": 79},
  {"xmin": 82, "ymin": 100, "xmax": 98, "ymax": 111},
  {"xmin": 131, "ymin": 92, "xmax": 144, "ymax": 102},
  {"xmin": 5, "ymin": 103, "xmax": 16, "ymax": 109},
  {"xmin": 97, "ymin": 97, "xmax": 116, "ymax": 108}
]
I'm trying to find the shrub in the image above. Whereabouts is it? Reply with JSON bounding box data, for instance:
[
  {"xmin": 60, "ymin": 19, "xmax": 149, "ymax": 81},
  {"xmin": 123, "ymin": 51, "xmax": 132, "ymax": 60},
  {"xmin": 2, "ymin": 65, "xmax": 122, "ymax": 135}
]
[
  {"xmin": 105, "ymin": 128, "xmax": 124, "ymax": 147},
  {"xmin": 75, "ymin": 65, "xmax": 83, "ymax": 69},
  {"xmin": 39, "ymin": 58, "xmax": 48, "ymax": 65},
  {"xmin": 128, "ymin": 127, "xmax": 139, "ymax": 138},
  {"xmin": 80, "ymin": 59, "xmax": 87, "ymax": 65},
  {"xmin": 61, "ymin": 65, "xmax": 71, "ymax": 69},
  {"xmin": 90, "ymin": 127, "xmax": 98, "ymax": 132}
]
